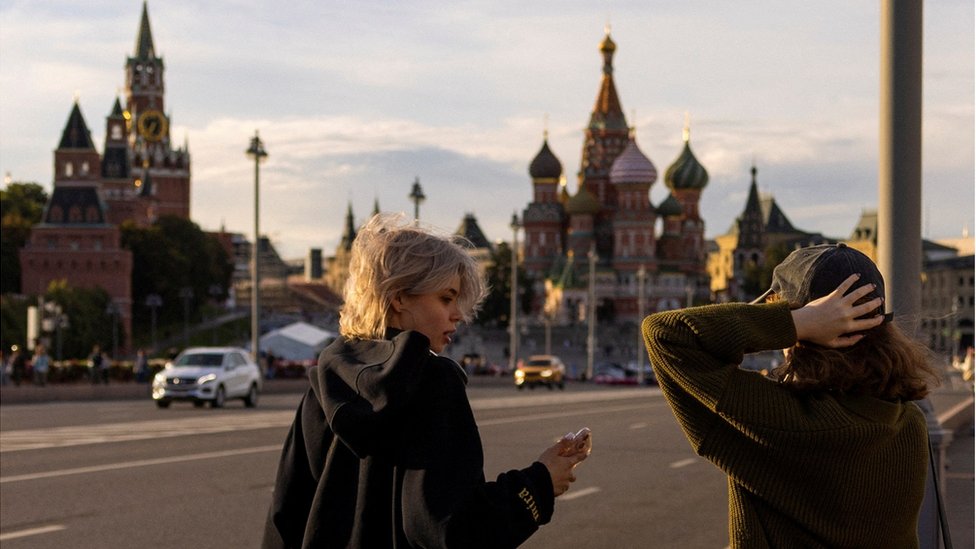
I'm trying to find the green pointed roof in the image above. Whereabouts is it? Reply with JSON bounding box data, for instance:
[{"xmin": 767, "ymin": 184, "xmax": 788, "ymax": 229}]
[
  {"xmin": 657, "ymin": 193, "xmax": 682, "ymax": 217},
  {"xmin": 58, "ymin": 102, "xmax": 96, "ymax": 150},
  {"xmin": 565, "ymin": 186, "xmax": 601, "ymax": 215},
  {"xmin": 665, "ymin": 132, "xmax": 709, "ymax": 190},
  {"xmin": 135, "ymin": 1, "xmax": 156, "ymax": 59}
]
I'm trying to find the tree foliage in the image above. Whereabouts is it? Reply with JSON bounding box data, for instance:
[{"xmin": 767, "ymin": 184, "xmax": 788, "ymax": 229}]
[
  {"xmin": 44, "ymin": 281, "xmax": 116, "ymax": 360},
  {"xmin": 476, "ymin": 242, "xmax": 534, "ymax": 327},
  {"xmin": 121, "ymin": 216, "xmax": 233, "ymax": 332},
  {"xmin": 1, "ymin": 182, "xmax": 48, "ymax": 294}
]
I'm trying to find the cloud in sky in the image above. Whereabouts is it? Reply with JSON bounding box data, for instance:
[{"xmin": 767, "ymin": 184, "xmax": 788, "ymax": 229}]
[{"xmin": 1, "ymin": 0, "xmax": 972, "ymax": 259}]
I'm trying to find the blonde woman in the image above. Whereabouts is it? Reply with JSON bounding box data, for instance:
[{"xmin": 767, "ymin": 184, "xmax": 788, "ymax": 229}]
[{"xmin": 264, "ymin": 214, "xmax": 590, "ymax": 549}]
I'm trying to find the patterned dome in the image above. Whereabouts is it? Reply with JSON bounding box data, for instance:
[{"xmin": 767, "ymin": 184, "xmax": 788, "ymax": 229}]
[
  {"xmin": 665, "ymin": 140, "xmax": 709, "ymax": 190},
  {"xmin": 564, "ymin": 187, "xmax": 601, "ymax": 215},
  {"xmin": 657, "ymin": 193, "xmax": 683, "ymax": 217},
  {"xmin": 610, "ymin": 137, "xmax": 657, "ymax": 185},
  {"xmin": 529, "ymin": 139, "xmax": 563, "ymax": 180}
]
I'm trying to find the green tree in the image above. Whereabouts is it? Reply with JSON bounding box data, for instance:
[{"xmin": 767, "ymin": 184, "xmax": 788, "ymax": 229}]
[
  {"xmin": 44, "ymin": 280, "xmax": 115, "ymax": 360},
  {"xmin": 1, "ymin": 182, "xmax": 48, "ymax": 294},
  {"xmin": 476, "ymin": 242, "xmax": 534, "ymax": 327},
  {"xmin": 121, "ymin": 216, "xmax": 233, "ymax": 335}
]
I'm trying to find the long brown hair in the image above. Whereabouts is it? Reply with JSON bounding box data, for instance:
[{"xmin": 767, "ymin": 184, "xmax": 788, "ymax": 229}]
[
  {"xmin": 767, "ymin": 294, "xmax": 941, "ymax": 400},
  {"xmin": 773, "ymin": 323, "xmax": 940, "ymax": 400}
]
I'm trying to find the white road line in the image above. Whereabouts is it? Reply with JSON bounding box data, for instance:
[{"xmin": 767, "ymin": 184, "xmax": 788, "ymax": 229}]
[
  {"xmin": 669, "ymin": 458, "xmax": 698, "ymax": 469},
  {"xmin": 477, "ymin": 403, "xmax": 654, "ymax": 427},
  {"xmin": 560, "ymin": 486, "xmax": 601, "ymax": 501},
  {"xmin": 0, "ymin": 444, "xmax": 281, "ymax": 484},
  {"xmin": 628, "ymin": 422, "xmax": 648, "ymax": 429},
  {"xmin": 0, "ymin": 524, "xmax": 66, "ymax": 541}
]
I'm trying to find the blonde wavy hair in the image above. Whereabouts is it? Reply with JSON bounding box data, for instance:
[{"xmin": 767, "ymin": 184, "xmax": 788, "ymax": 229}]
[{"xmin": 338, "ymin": 213, "xmax": 489, "ymax": 340}]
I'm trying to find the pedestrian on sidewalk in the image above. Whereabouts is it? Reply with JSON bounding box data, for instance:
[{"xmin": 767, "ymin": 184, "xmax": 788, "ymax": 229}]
[
  {"xmin": 642, "ymin": 243, "xmax": 941, "ymax": 548},
  {"xmin": 9, "ymin": 345, "xmax": 27, "ymax": 386},
  {"xmin": 263, "ymin": 213, "xmax": 591, "ymax": 549},
  {"xmin": 32, "ymin": 344, "xmax": 50, "ymax": 386}
]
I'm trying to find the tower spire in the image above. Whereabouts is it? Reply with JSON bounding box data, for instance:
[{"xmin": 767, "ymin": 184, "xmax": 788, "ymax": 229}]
[{"xmin": 135, "ymin": 1, "xmax": 156, "ymax": 59}]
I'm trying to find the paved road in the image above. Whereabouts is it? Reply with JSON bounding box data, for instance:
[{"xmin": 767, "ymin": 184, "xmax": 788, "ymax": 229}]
[{"xmin": 0, "ymin": 378, "xmax": 971, "ymax": 548}]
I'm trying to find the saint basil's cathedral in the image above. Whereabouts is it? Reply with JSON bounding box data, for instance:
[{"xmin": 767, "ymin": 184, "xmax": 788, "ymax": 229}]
[{"xmin": 521, "ymin": 31, "xmax": 710, "ymax": 324}]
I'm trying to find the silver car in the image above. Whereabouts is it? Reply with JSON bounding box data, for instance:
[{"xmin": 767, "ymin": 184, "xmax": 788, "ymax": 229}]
[{"xmin": 152, "ymin": 347, "xmax": 262, "ymax": 409}]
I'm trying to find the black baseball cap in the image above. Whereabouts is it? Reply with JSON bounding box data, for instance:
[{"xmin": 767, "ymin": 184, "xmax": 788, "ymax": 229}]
[{"xmin": 751, "ymin": 243, "xmax": 893, "ymax": 322}]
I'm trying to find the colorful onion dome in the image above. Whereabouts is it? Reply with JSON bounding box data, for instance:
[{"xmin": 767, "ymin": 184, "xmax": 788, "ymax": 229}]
[
  {"xmin": 657, "ymin": 193, "xmax": 683, "ymax": 217},
  {"xmin": 610, "ymin": 135, "xmax": 657, "ymax": 185},
  {"xmin": 529, "ymin": 138, "xmax": 563, "ymax": 180},
  {"xmin": 564, "ymin": 186, "xmax": 601, "ymax": 215},
  {"xmin": 665, "ymin": 125, "xmax": 709, "ymax": 190}
]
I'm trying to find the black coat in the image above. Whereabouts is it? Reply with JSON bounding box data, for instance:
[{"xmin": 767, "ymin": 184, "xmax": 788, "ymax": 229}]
[{"xmin": 262, "ymin": 330, "xmax": 554, "ymax": 548}]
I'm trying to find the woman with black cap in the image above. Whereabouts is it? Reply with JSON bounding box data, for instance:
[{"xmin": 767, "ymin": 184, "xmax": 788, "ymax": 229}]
[{"xmin": 642, "ymin": 243, "xmax": 940, "ymax": 548}]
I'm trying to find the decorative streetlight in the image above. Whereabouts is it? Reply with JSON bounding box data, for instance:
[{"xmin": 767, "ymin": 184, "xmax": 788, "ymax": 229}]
[
  {"xmin": 145, "ymin": 293, "xmax": 162, "ymax": 353},
  {"xmin": 246, "ymin": 131, "xmax": 268, "ymax": 361},
  {"xmin": 43, "ymin": 301, "xmax": 68, "ymax": 362},
  {"xmin": 586, "ymin": 244, "xmax": 597, "ymax": 381},
  {"xmin": 636, "ymin": 264, "xmax": 646, "ymax": 385},
  {"xmin": 509, "ymin": 212, "xmax": 521, "ymax": 372},
  {"xmin": 179, "ymin": 287, "xmax": 194, "ymax": 348},
  {"xmin": 408, "ymin": 177, "xmax": 426, "ymax": 222}
]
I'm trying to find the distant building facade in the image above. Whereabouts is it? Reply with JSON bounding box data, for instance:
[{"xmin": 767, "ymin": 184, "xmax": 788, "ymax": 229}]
[
  {"xmin": 19, "ymin": 3, "xmax": 191, "ymax": 352},
  {"xmin": 707, "ymin": 166, "xmax": 835, "ymax": 303}
]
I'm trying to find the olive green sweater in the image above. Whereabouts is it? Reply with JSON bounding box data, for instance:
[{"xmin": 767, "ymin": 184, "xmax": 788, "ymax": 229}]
[{"xmin": 642, "ymin": 302, "xmax": 927, "ymax": 548}]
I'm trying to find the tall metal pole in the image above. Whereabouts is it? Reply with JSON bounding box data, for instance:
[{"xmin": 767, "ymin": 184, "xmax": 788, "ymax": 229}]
[
  {"xmin": 586, "ymin": 244, "xmax": 597, "ymax": 381},
  {"xmin": 247, "ymin": 131, "xmax": 268, "ymax": 362},
  {"xmin": 878, "ymin": 4, "xmax": 942, "ymax": 547},
  {"xmin": 636, "ymin": 264, "xmax": 646, "ymax": 385},
  {"xmin": 878, "ymin": 0, "xmax": 923, "ymax": 323},
  {"xmin": 509, "ymin": 213, "xmax": 520, "ymax": 371}
]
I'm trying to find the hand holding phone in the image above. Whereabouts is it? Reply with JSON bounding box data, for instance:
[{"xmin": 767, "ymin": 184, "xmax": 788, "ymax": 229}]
[{"xmin": 558, "ymin": 427, "xmax": 592, "ymax": 458}]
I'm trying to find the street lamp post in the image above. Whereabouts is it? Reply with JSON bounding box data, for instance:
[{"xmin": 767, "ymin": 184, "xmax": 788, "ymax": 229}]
[
  {"xmin": 246, "ymin": 131, "xmax": 268, "ymax": 362},
  {"xmin": 145, "ymin": 294, "xmax": 162, "ymax": 353},
  {"xmin": 106, "ymin": 302, "xmax": 119, "ymax": 360},
  {"xmin": 636, "ymin": 264, "xmax": 646, "ymax": 385},
  {"xmin": 179, "ymin": 287, "xmax": 194, "ymax": 348},
  {"xmin": 509, "ymin": 212, "xmax": 521, "ymax": 372},
  {"xmin": 586, "ymin": 244, "xmax": 597, "ymax": 381},
  {"xmin": 409, "ymin": 177, "xmax": 426, "ymax": 222}
]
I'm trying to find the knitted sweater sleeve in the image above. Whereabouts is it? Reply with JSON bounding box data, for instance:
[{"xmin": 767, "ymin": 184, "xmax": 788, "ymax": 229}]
[{"xmin": 641, "ymin": 302, "xmax": 797, "ymax": 451}]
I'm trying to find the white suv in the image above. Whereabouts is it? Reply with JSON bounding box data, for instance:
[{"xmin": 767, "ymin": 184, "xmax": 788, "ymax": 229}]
[{"xmin": 152, "ymin": 347, "xmax": 262, "ymax": 409}]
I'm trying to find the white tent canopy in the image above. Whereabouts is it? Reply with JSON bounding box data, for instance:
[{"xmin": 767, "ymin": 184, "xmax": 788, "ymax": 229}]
[{"xmin": 259, "ymin": 321, "xmax": 336, "ymax": 361}]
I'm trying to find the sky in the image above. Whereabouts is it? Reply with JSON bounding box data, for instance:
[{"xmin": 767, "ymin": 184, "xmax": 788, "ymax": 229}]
[{"xmin": 1, "ymin": 1, "xmax": 973, "ymax": 260}]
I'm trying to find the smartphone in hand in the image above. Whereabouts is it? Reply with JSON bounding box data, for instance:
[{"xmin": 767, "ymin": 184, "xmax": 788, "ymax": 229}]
[{"xmin": 558, "ymin": 427, "xmax": 592, "ymax": 457}]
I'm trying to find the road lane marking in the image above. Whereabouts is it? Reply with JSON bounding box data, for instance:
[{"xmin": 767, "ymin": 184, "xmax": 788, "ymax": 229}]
[
  {"xmin": 0, "ymin": 524, "xmax": 66, "ymax": 541},
  {"xmin": 560, "ymin": 486, "xmax": 601, "ymax": 501},
  {"xmin": 0, "ymin": 444, "xmax": 282, "ymax": 484},
  {"xmin": 477, "ymin": 403, "xmax": 655, "ymax": 427},
  {"xmin": 669, "ymin": 458, "xmax": 698, "ymax": 469},
  {"xmin": 1, "ymin": 390, "xmax": 661, "ymax": 453},
  {"xmin": 628, "ymin": 422, "xmax": 648, "ymax": 429}
]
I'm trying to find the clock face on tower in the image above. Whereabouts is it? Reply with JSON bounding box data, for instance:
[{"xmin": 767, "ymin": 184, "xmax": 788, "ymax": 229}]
[{"xmin": 137, "ymin": 110, "xmax": 168, "ymax": 142}]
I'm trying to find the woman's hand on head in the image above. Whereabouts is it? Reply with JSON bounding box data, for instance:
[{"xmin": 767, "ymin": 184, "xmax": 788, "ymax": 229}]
[{"xmin": 790, "ymin": 274, "xmax": 885, "ymax": 348}]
